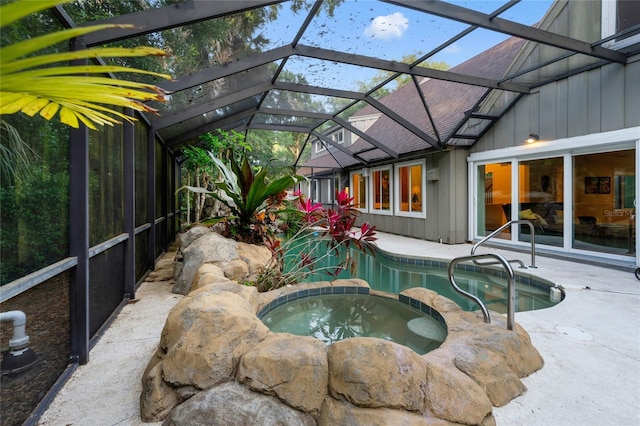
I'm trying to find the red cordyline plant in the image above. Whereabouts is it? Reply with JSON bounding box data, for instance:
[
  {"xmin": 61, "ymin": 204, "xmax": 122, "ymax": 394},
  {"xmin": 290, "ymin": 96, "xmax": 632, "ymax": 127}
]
[{"xmin": 254, "ymin": 189, "xmax": 377, "ymax": 292}]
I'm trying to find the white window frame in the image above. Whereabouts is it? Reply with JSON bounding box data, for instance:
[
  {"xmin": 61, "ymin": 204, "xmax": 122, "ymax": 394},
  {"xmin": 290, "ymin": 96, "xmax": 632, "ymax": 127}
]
[
  {"xmin": 602, "ymin": 0, "xmax": 640, "ymax": 49},
  {"xmin": 394, "ymin": 160, "xmax": 426, "ymax": 218},
  {"xmin": 368, "ymin": 166, "xmax": 393, "ymax": 216},
  {"xmin": 315, "ymin": 140, "xmax": 326, "ymax": 154},
  {"xmin": 349, "ymin": 170, "xmax": 368, "ymax": 212}
]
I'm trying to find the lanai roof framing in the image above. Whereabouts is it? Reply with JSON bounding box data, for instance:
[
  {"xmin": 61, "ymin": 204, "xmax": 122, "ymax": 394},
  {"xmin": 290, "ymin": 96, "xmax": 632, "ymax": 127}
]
[{"xmin": 65, "ymin": 0, "xmax": 633, "ymax": 165}]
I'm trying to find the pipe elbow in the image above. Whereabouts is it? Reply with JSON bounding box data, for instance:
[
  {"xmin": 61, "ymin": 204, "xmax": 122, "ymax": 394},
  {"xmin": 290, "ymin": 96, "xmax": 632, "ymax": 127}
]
[{"xmin": 1, "ymin": 310, "xmax": 29, "ymax": 350}]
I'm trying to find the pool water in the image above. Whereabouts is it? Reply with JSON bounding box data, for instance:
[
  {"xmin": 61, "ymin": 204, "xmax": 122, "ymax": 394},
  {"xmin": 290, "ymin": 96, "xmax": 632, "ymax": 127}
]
[
  {"xmin": 260, "ymin": 293, "xmax": 446, "ymax": 355},
  {"xmin": 282, "ymin": 236, "xmax": 561, "ymax": 313}
]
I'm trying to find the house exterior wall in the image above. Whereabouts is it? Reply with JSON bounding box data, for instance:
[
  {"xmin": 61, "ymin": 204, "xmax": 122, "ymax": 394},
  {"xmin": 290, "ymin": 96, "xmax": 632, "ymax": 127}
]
[
  {"xmin": 472, "ymin": 55, "xmax": 640, "ymax": 153},
  {"xmin": 358, "ymin": 149, "xmax": 468, "ymax": 244},
  {"xmin": 465, "ymin": 0, "xmax": 640, "ymax": 266}
]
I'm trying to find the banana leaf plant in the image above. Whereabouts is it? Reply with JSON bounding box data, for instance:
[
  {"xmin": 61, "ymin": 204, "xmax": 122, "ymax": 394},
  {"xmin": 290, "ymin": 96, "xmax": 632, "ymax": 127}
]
[
  {"xmin": 0, "ymin": 0, "xmax": 171, "ymax": 130},
  {"xmin": 178, "ymin": 151, "xmax": 305, "ymax": 243}
]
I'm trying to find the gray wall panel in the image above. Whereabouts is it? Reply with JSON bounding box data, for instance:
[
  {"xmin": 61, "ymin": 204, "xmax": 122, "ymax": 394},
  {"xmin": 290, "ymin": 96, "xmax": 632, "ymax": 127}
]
[
  {"xmin": 568, "ymin": 72, "xmax": 588, "ymax": 135},
  {"xmin": 586, "ymin": 68, "xmax": 602, "ymax": 135},
  {"xmin": 539, "ymin": 83, "xmax": 558, "ymax": 139},
  {"xmin": 601, "ymin": 64, "xmax": 626, "ymax": 132},
  {"xmin": 556, "ymin": 79, "xmax": 569, "ymax": 139},
  {"xmin": 624, "ymin": 59, "xmax": 640, "ymax": 127}
]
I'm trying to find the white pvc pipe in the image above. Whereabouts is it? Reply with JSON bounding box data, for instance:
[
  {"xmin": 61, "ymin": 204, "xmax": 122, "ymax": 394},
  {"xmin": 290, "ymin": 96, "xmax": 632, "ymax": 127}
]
[{"xmin": 0, "ymin": 310, "xmax": 29, "ymax": 349}]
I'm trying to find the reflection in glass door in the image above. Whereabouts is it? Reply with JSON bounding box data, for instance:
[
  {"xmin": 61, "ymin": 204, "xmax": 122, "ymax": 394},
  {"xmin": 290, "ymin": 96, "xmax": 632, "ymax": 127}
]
[
  {"xmin": 573, "ymin": 150, "xmax": 635, "ymax": 256},
  {"xmin": 477, "ymin": 163, "xmax": 511, "ymax": 239},
  {"xmin": 518, "ymin": 158, "xmax": 564, "ymax": 247}
]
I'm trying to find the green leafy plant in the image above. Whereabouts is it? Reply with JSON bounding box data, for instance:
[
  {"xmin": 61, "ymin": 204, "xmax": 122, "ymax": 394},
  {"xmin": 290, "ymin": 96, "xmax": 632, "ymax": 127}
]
[
  {"xmin": 253, "ymin": 189, "xmax": 377, "ymax": 292},
  {"xmin": 178, "ymin": 149, "xmax": 305, "ymax": 243},
  {"xmin": 0, "ymin": 0, "xmax": 171, "ymax": 129}
]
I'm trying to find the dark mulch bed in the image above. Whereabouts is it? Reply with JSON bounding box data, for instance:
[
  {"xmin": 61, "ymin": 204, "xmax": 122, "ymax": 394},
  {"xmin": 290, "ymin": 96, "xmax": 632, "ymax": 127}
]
[{"xmin": 1, "ymin": 273, "xmax": 70, "ymax": 426}]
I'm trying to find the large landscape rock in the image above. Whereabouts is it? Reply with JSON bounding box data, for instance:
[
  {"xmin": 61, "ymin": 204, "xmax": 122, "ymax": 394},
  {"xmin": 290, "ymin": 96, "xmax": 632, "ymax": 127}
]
[
  {"xmin": 423, "ymin": 356, "xmax": 492, "ymax": 424},
  {"xmin": 163, "ymin": 382, "xmax": 316, "ymax": 426},
  {"xmin": 238, "ymin": 333, "xmax": 328, "ymax": 418},
  {"xmin": 172, "ymin": 229, "xmax": 271, "ymax": 294},
  {"xmin": 318, "ymin": 397, "xmax": 449, "ymax": 426},
  {"xmin": 327, "ymin": 338, "xmax": 427, "ymax": 412},
  {"xmin": 160, "ymin": 291, "xmax": 269, "ymax": 390}
]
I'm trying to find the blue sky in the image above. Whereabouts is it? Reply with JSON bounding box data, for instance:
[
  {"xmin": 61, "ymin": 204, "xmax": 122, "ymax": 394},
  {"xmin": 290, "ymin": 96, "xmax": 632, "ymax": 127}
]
[{"xmin": 260, "ymin": 0, "xmax": 554, "ymax": 91}]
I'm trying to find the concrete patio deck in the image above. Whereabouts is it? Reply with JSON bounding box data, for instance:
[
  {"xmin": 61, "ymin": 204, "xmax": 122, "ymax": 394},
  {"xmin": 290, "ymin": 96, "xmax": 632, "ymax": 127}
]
[{"xmin": 37, "ymin": 232, "xmax": 640, "ymax": 426}]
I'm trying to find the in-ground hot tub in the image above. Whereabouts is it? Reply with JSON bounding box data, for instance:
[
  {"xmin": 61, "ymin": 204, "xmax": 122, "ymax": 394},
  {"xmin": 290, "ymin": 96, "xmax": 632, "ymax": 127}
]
[{"xmin": 258, "ymin": 286, "xmax": 447, "ymax": 355}]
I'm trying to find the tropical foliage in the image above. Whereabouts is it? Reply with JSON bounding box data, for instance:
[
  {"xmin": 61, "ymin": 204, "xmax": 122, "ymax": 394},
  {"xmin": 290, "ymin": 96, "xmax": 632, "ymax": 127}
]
[
  {"xmin": 0, "ymin": 0, "xmax": 171, "ymax": 129},
  {"xmin": 208, "ymin": 152, "xmax": 305, "ymax": 243},
  {"xmin": 178, "ymin": 147, "xmax": 305, "ymax": 244},
  {"xmin": 253, "ymin": 189, "xmax": 377, "ymax": 292}
]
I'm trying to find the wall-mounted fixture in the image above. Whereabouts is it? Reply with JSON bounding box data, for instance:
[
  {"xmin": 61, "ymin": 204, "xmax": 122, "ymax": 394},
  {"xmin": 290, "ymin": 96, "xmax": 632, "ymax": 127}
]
[{"xmin": 525, "ymin": 133, "xmax": 539, "ymax": 144}]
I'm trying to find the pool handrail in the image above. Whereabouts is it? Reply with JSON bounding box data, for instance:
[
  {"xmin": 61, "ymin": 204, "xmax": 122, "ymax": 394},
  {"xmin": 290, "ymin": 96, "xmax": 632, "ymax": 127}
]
[
  {"xmin": 448, "ymin": 253, "xmax": 516, "ymax": 330},
  {"xmin": 471, "ymin": 219, "xmax": 537, "ymax": 269}
]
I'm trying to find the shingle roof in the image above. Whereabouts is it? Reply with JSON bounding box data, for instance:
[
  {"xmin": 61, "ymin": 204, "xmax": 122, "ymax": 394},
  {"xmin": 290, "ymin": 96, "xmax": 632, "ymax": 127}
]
[{"xmin": 302, "ymin": 36, "xmax": 526, "ymax": 172}]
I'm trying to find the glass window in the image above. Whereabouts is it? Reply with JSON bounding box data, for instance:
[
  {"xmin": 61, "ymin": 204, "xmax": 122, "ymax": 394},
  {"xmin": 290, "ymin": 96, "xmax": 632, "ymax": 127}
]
[
  {"xmin": 311, "ymin": 179, "xmax": 319, "ymax": 202},
  {"xmin": 518, "ymin": 158, "xmax": 564, "ymax": 247},
  {"xmin": 602, "ymin": 0, "xmax": 640, "ymax": 48},
  {"xmin": 573, "ymin": 149, "xmax": 635, "ymax": 256},
  {"xmin": 395, "ymin": 162, "xmax": 424, "ymax": 216},
  {"xmin": 350, "ymin": 172, "xmax": 367, "ymax": 210},
  {"xmin": 371, "ymin": 168, "xmax": 391, "ymax": 213},
  {"xmin": 477, "ymin": 162, "xmax": 511, "ymax": 239}
]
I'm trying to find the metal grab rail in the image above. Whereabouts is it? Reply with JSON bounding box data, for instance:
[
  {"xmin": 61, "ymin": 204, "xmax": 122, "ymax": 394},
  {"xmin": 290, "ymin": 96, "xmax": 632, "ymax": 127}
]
[
  {"xmin": 472, "ymin": 220, "xmax": 537, "ymax": 268},
  {"xmin": 448, "ymin": 253, "xmax": 516, "ymax": 330}
]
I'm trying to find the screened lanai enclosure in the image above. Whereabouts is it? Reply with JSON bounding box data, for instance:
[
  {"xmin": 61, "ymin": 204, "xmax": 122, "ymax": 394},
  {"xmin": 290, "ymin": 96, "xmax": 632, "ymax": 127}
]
[{"xmin": 1, "ymin": 0, "xmax": 639, "ymax": 424}]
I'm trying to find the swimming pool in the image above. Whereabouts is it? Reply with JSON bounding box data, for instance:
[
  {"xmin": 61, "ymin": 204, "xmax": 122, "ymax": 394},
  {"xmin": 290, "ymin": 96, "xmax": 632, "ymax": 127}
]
[{"xmin": 283, "ymin": 237, "xmax": 562, "ymax": 313}]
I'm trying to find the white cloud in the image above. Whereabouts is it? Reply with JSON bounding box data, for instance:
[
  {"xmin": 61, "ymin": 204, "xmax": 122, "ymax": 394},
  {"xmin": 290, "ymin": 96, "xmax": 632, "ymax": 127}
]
[
  {"xmin": 443, "ymin": 43, "xmax": 461, "ymax": 54},
  {"xmin": 364, "ymin": 12, "xmax": 409, "ymax": 40}
]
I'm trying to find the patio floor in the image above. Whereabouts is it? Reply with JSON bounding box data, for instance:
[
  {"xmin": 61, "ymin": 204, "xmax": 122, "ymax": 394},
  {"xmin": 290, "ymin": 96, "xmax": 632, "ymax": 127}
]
[{"xmin": 37, "ymin": 232, "xmax": 640, "ymax": 426}]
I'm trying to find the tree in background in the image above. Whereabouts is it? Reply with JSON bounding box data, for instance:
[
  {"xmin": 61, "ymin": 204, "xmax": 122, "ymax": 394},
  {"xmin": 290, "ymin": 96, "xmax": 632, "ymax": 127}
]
[{"xmin": 180, "ymin": 130, "xmax": 252, "ymax": 225}]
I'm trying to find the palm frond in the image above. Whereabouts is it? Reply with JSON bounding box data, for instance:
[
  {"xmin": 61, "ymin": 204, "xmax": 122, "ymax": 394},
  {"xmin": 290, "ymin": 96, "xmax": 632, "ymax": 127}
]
[
  {"xmin": 0, "ymin": 0, "xmax": 73, "ymax": 28},
  {"xmin": 0, "ymin": 0, "xmax": 172, "ymax": 129}
]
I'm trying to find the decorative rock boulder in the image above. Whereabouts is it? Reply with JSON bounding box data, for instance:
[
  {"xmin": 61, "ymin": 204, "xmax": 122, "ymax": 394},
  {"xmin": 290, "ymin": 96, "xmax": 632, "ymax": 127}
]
[
  {"xmin": 140, "ymin": 289, "xmax": 270, "ymax": 421},
  {"xmin": 161, "ymin": 291, "xmax": 269, "ymax": 390},
  {"xmin": 327, "ymin": 338, "xmax": 427, "ymax": 412},
  {"xmin": 423, "ymin": 357, "xmax": 493, "ymax": 424},
  {"xmin": 238, "ymin": 333, "xmax": 328, "ymax": 418},
  {"xmin": 172, "ymin": 230, "xmax": 271, "ymax": 295},
  {"xmin": 163, "ymin": 382, "xmax": 316, "ymax": 426},
  {"xmin": 318, "ymin": 397, "xmax": 445, "ymax": 426}
]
